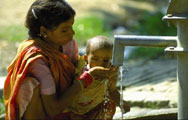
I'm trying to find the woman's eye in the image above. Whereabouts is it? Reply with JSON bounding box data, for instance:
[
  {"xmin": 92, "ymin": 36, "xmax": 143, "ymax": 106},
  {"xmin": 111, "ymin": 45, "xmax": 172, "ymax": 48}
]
[
  {"xmin": 62, "ymin": 29, "xmax": 68, "ymax": 32},
  {"xmin": 104, "ymin": 60, "xmax": 110, "ymax": 63}
]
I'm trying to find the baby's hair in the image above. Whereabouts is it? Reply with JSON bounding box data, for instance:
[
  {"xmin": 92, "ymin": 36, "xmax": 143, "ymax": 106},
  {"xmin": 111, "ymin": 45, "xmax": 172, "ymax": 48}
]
[
  {"xmin": 86, "ymin": 36, "xmax": 113, "ymax": 55},
  {"xmin": 25, "ymin": 0, "xmax": 75, "ymax": 38}
]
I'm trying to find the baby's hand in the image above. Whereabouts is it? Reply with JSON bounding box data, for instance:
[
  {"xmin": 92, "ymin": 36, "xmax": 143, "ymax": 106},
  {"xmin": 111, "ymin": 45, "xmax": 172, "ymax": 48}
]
[
  {"xmin": 120, "ymin": 100, "xmax": 130, "ymax": 114},
  {"xmin": 88, "ymin": 66, "xmax": 117, "ymax": 80}
]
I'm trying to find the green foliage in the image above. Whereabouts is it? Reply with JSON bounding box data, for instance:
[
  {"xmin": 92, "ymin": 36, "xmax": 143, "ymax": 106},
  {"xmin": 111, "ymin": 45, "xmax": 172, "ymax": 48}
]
[
  {"xmin": 132, "ymin": 12, "xmax": 176, "ymax": 36},
  {"xmin": 0, "ymin": 24, "xmax": 28, "ymax": 42},
  {"xmin": 128, "ymin": 47, "xmax": 165, "ymax": 60},
  {"xmin": 128, "ymin": 12, "xmax": 177, "ymax": 59},
  {"xmin": 0, "ymin": 97, "xmax": 5, "ymax": 115},
  {"xmin": 73, "ymin": 16, "xmax": 112, "ymax": 46}
]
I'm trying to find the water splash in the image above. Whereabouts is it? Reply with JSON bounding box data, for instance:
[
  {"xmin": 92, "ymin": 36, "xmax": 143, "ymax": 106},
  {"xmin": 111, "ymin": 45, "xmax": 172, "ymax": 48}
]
[
  {"xmin": 103, "ymin": 79, "xmax": 110, "ymax": 120},
  {"xmin": 120, "ymin": 66, "xmax": 124, "ymax": 120}
]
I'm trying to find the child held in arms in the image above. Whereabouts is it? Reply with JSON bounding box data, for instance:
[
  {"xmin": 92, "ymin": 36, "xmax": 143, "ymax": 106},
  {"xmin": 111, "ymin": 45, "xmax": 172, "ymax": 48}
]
[{"xmin": 68, "ymin": 36, "xmax": 130, "ymax": 119}]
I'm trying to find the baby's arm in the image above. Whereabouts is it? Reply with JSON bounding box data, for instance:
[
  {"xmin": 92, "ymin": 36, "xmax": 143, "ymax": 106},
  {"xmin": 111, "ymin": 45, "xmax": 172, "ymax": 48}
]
[{"xmin": 109, "ymin": 72, "xmax": 130, "ymax": 114}]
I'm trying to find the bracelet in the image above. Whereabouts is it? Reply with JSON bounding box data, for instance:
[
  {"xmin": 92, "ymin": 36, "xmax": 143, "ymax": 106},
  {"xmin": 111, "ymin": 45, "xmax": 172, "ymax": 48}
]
[{"xmin": 77, "ymin": 72, "xmax": 93, "ymax": 88}]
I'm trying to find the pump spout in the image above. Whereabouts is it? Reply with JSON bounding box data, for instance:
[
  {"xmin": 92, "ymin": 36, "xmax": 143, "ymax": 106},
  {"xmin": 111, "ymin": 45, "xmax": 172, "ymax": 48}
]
[{"xmin": 111, "ymin": 35, "xmax": 177, "ymax": 66}]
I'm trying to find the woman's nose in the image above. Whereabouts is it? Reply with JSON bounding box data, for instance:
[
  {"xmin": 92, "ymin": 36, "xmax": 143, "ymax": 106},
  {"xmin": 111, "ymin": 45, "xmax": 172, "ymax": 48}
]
[{"xmin": 72, "ymin": 29, "xmax": 75, "ymax": 35}]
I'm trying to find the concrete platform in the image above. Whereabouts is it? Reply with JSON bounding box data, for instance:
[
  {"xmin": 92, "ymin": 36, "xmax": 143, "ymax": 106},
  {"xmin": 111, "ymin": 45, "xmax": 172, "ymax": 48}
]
[{"xmin": 114, "ymin": 107, "xmax": 177, "ymax": 120}]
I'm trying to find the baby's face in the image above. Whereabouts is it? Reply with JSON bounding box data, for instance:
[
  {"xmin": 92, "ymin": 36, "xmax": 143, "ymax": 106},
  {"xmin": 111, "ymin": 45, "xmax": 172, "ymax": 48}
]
[{"xmin": 87, "ymin": 48, "xmax": 112, "ymax": 68}]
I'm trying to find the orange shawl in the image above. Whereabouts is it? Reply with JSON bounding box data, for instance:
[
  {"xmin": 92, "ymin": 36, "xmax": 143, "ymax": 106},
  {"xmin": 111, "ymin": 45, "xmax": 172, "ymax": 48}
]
[{"xmin": 3, "ymin": 39, "xmax": 75, "ymax": 120}]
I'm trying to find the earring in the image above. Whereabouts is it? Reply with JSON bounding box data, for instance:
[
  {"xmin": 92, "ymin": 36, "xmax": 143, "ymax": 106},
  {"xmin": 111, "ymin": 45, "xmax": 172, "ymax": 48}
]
[{"xmin": 43, "ymin": 34, "xmax": 47, "ymax": 38}]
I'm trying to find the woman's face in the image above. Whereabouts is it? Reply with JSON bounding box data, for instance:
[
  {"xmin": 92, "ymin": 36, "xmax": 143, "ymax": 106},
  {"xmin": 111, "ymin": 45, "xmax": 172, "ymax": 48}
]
[{"xmin": 44, "ymin": 17, "xmax": 75, "ymax": 49}]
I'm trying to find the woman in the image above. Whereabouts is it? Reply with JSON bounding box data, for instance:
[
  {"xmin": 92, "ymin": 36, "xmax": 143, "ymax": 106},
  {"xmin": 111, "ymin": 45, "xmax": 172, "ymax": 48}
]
[{"xmin": 3, "ymin": 0, "xmax": 118, "ymax": 119}]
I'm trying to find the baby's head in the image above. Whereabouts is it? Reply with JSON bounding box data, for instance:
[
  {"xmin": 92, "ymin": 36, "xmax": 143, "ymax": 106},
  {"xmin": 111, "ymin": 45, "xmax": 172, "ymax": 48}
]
[{"xmin": 85, "ymin": 36, "xmax": 113, "ymax": 68}]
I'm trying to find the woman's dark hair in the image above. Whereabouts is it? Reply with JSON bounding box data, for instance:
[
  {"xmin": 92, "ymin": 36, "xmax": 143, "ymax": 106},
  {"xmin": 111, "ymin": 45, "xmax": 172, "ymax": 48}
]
[{"xmin": 25, "ymin": 0, "xmax": 76, "ymax": 38}]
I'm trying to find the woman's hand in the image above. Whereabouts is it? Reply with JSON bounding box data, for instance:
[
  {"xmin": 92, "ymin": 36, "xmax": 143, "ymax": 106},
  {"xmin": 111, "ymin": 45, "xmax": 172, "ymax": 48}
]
[{"xmin": 88, "ymin": 66, "xmax": 119, "ymax": 80}]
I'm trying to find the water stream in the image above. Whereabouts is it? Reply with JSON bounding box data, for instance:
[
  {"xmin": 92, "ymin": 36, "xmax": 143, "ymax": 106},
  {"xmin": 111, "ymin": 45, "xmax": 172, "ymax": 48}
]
[
  {"xmin": 119, "ymin": 66, "xmax": 124, "ymax": 120},
  {"xmin": 103, "ymin": 79, "xmax": 110, "ymax": 120}
]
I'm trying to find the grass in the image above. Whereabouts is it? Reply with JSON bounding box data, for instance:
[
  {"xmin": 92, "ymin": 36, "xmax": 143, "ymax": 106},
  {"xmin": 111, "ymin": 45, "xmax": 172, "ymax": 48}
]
[
  {"xmin": 0, "ymin": 97, "xmax": 5, "ymax": 115},
  {"xmin": 0, "ymin": 24, "xmax": 28, "ymax": 42}
]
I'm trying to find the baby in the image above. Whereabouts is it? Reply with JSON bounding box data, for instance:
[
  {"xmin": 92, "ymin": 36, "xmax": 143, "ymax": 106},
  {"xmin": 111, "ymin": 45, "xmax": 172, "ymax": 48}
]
[{"xmin": 68, "ymin": 36, "xmax": 130, "ymax": 119}]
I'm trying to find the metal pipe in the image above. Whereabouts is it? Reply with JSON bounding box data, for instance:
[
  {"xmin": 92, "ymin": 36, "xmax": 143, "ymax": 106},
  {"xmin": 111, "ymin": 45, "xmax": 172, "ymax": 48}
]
[
  {"xmin": 112, "ymin": 35, "xmax": 177, "ymax": 66},
  {"xmin": 115, "ymin": 35, "xmax": 177, "ymax": 47},
  {"xmin": 163, "ymin": 0, "xmax": 188, "ymax": 119},
  {"xmin": 176, "ymin": 22, "xmax": 188, "ymax": 119}
]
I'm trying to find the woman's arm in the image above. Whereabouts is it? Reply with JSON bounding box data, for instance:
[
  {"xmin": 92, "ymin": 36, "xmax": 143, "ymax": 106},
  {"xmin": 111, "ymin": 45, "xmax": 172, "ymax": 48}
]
[
  {"xmin": 29, "ymin": 58, "xmax": 84, "ymax": 118},
  {"xmin": 41, "ymin": 80, "xmax": 83, "ymax": 118},
  {"xmin": 29, "ymin": 59, "xmax": 117, "ymax": 118}
]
